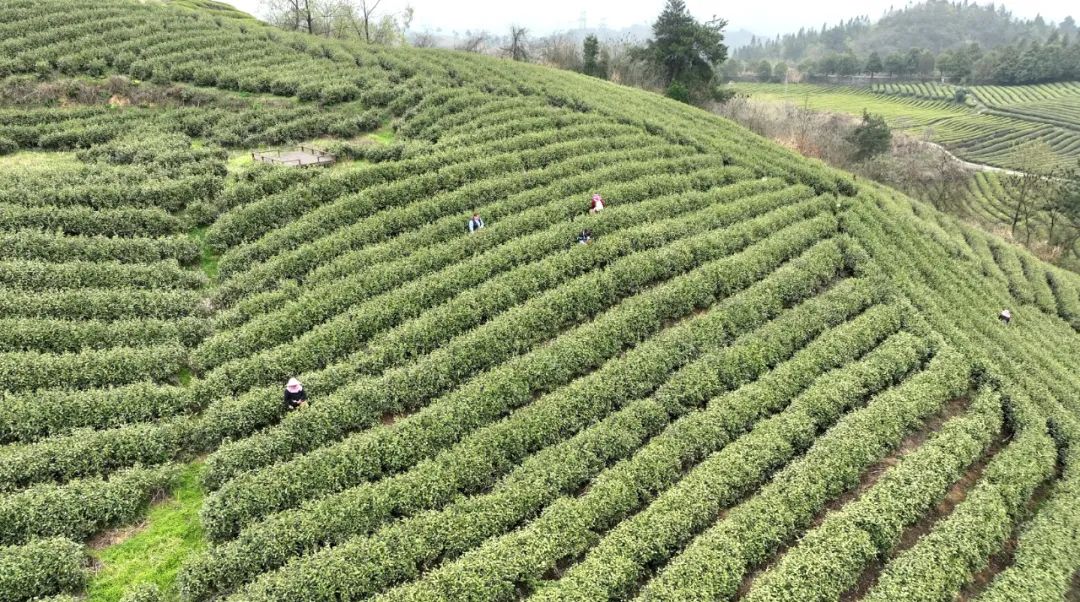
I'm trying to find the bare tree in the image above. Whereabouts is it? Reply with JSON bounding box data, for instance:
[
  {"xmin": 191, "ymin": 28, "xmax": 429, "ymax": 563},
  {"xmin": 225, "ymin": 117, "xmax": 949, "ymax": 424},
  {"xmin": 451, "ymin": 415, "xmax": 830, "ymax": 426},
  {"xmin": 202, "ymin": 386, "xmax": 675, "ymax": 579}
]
[
  {"xmin": 503, "ymin": 26, "xmax": 530, "ymax": 62},
  {"xmin": 534, "ymin": 32, "xmax": 581, "ymax": 71},
  {"xmin": 411, "ymin": 30, "xmax": 437, "ymax": 48},
  {"xmin": 456, "ymin": 30, "xmax": 491, "ymax": 53},
  {"xmin": 1005, "ymin": 142, "xmax": 1056, "ymax": 238}
]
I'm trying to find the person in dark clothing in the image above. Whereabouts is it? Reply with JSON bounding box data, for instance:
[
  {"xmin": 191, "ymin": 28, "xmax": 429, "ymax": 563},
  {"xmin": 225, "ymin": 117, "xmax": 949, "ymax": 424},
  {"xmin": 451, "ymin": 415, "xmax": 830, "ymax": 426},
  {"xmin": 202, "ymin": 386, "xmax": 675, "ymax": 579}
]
[
  {"xmin": 284, "ymin": 377, "xmax": 307, "ymax": 410},
  {"xmin": 999, "ymin": 309, "xmax": 1012, "ymax": 326},
  {"xmin": 468, "ymin": 212, "xmax": 485, "ymax": 233},
  {"xmin": 577, "ymin": 229, "xmax": 593, "ymax": 245}
]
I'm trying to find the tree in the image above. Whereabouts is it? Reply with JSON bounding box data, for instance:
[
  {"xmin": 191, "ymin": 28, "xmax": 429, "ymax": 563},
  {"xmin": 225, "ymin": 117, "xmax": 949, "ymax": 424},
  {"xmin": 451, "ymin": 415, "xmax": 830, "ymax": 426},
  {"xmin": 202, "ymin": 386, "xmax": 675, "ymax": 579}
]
[
  {"xmin": 582, "ymin": 34, "xmax": 606, "ymax": 78},
  {"xmin": 836, "ymin": 53, "xmax": 860, "ymax": 77},
  {"xmin": 456, "ymin": 31, "xmax": 490, "ymax": 53},
  {"xmin": 884, "ymin": 51, "xmax": 907, "ymax": 76},
  {"xmin": 1040, "ymin": 162, "xmax": 1080, "ymax": 245},
  {"xmin": 1005, "ymin": 142, "xmax": 1056, "ymax": 238},
  {"xmin": 641, "ymin": 0, "xmax": 728, "ymax": 96},
  {"xmin": 772, "ymin": 62, "xmax": 789, "ymax": 83},
  {"xmin": 848, "ymin": 110, "xmax": 891, "ymax": 161},
  {"xmin": 865, "ymin": 51, "xmax": 883, "ymax": 79},
  {"xmin": 756, "ymin": 60, "xmax": 773, "ymax": 82},
  {"xmin": 352, "ymin": 0, "xmax": 383, "ymax": 43},
  {"xmin": 503, "ymin": 26, "xmax": 529, "ymax": 62}
]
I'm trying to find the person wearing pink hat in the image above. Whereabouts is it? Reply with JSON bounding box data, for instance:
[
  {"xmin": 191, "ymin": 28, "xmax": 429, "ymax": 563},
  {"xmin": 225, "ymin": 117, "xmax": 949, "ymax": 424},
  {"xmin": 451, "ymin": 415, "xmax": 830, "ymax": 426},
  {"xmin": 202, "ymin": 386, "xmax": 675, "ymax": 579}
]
[
  {"xmin": 589, "ymin": 194, "xmax": 605, "ymax": 214},
  {"xmin": 283, "ymin": 377, "xmax": 307, "ymax": 410}
]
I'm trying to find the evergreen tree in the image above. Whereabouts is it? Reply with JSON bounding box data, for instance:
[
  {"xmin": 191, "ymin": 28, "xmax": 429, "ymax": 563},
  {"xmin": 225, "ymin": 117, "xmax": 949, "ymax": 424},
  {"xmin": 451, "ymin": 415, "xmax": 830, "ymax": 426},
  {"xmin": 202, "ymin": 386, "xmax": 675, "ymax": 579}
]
[
  {"xmin": 641, "ymin": 0, "xmax": 728, "ymax": 94},
  {"xmin": 848, "ymin": 110, "xmax": 892, "ymax": 161},
  {"xmin": 582, "ymin": 34, "xmax": 606, "ymax": 78},
  {"xmin": 865, "ymin": 51, "xmax": 883, "ymax": 78},
  {"xmin": 756, "ymin": 59, "xmax": 773, "ymax": 82}
]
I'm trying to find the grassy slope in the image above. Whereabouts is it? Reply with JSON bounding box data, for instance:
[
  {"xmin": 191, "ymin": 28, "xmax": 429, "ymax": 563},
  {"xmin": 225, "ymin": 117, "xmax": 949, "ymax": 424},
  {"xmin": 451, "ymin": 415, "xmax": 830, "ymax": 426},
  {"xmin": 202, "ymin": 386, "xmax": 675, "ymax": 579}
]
[{"xmin": 88, "ymin": 463, "xmax": 208, "ymax": 602}]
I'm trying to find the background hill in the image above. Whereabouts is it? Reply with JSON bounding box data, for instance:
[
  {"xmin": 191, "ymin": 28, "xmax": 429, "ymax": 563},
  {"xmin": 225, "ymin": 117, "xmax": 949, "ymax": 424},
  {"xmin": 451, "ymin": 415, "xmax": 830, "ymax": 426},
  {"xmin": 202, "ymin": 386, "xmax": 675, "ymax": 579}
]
[
  {"xmin": 1, "ymin": 1, "xmax": 1080, "ymax": 602},
  {"xmin": 737, "ymin": 0, "xmax": 1073, "ymax": 63}
]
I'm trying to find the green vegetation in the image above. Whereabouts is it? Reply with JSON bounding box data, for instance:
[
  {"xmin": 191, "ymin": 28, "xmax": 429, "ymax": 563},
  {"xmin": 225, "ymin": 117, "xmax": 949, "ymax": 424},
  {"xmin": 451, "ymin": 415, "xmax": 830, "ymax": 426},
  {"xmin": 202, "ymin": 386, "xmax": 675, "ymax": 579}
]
[
  {"xmin": 732, "ymin": 81, "xmax": 1080, "ymax": 172},
  {"xmin": 88, "ymin": 463, "xmax": 208, "ymax": 602},
  {"xmin": 2, "ymin": 2, "xmax": 1080, "ymax": 602}
]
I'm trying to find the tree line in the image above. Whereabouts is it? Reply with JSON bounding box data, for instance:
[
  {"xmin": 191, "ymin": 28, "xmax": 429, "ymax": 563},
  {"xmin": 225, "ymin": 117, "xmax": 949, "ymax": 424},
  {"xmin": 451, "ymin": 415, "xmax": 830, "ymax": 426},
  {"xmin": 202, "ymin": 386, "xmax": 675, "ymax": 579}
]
[{"xmin": 734, "ymin": 34, "xmax": 1080, "ymax": 86}]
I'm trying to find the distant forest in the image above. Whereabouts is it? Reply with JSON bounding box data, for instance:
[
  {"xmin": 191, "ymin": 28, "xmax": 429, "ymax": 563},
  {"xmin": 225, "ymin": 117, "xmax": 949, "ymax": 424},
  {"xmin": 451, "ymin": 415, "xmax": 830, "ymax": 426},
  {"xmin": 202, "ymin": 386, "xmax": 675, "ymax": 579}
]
[{"xmin": 732, "ymin": 1, "xmax": 1080, "ymax": 85}]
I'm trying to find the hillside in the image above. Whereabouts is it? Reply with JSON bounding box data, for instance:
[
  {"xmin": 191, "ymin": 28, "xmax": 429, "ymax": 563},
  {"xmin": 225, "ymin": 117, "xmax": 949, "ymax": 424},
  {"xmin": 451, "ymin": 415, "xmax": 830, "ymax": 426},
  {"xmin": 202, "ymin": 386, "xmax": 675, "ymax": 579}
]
[
  {"xmin": 729, "ymin": 81, "xmax": 1080, "ymax": 269},
  {"xmin": 2, "ymin": 1, "xmax": 1080, "ymax": 602},
  {"xmin": 737, "ymin": 0, "xmax": 1069, "ymax": 62}
]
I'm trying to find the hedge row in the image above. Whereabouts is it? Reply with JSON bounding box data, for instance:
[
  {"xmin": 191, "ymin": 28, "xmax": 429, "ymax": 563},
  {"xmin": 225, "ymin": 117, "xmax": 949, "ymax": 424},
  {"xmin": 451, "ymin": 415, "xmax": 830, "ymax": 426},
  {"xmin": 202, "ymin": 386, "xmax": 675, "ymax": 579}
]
[
  {"xmin": 213, "ymin": 164, "xmax": 320, "ymax": 215},
  {"xmin": 0, "ymin": 204, "xmax": 182, "ymax": 238},
  {"xmin": 975, "ymin": 435, "xmax": 1080, "ymax": 601},
  {"xmin": 862, "ymin": 428, "xmax": 1056, "ymax": 602},
  {"xmin": 638, "ymin": 347, "xmax": 972, "ymax": 600},
  {"xmin": 743, "ymin": 387, "xmax": 1013, "ymax": 601},
  {"xmin": 1017, "ymin": 252, "xmax": 1058, "ymax": 315},
  {"xmin": 0, "ymin": 343, "xmax": 186, "ymax": 393},
  {"xmin": 0, "ymin": 382, "xmax": 195, "ymax": 444},
  {"xmin": 0, "ymin": 259, "xmax": 205, "ymax": 290},
  {"xmin": 200, "ymin": 186, "xmax": 803, "ymax": 397},
  {"xmin": 0, "ymin": 231, "xmax": 200, "ymax": 265},
  {"xmin": 211, "ymin": 127, "xmax": 663, "ymax": 280},
  {"xmin": 226, "ymin": 280, "xmax": 888, "ymax": 602},
  {"xmin": 196, "ymin": 180, "xmax": 807, "ymax": 376},
  {"xmin": 0, "ymin": 173, "xmax": 221, "ymax": 211},
  {"xmin": 213, "ymin": 156, "xmax": 741, "ymax": 330},
  {"xmin": 200, "ymin": 166, "xmax": 751, "ymax": 402},
  {"xmin": 208, "ymin": 124, "xmax": 642, "ymax": 255},
  {"xmin": 0, "ymin": 464, "xmax": 178, "ymax": 545},
  {"xmin": 1046, "ymin": 266, "xmax": 1080, "ymax": 330},
  {"xmin": 180, "ymin": 250, "xmax": 874, "ymax": 601},
  {"xmin": 0, "ymin": 316, "xmax": 207, "ymax": 353},
  {"xmin": 0, "ymin": 538, "xmax": 84, "ymax": 602},
  {"xmin": 987, "ymin": 240, "xmax": 1035, "ymax": 305},
  {"xmin": 200, "ymin": 214, "xmax": 838, "ymax": 523},
  {"xmin": 0, "ymin": 288, "xmax": 205, "ymax": 321},
  {"xmin": 211, "ymin": 145, "xmax": 702, "ymax": 305},
  {"xmin": 531, "ymin": 328, "xmax": 928, "ymax": 602},
  {"xmin": 206, "ymin": 234, "xmax": 846, "ymax": 540},
  {"xmin": 373, "ymin": 335, "xmax": 948, "ymax": 602},
  {"xmin": 0, "ymin": 418, "xmax": 191, "ymax": 492}
]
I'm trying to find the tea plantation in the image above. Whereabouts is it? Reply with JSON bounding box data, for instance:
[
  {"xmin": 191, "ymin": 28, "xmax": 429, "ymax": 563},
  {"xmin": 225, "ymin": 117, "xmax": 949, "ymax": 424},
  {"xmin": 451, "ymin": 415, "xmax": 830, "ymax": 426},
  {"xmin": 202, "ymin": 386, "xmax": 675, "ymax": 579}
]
[{"xmin": 2, "ymin": 1, "xmax": 1080, "ymax": 601}]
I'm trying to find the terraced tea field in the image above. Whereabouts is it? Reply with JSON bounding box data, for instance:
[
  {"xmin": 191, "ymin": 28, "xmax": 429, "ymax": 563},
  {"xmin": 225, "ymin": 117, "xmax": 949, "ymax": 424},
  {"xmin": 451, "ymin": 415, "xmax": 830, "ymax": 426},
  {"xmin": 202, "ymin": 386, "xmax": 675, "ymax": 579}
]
[
  {"xmin": 2, "ymin": 2, "xmax": 1080, "ymax": 601},
  {"xmin": 735, "ymin": 82, "xmax": 1080, "ymax": 173}
]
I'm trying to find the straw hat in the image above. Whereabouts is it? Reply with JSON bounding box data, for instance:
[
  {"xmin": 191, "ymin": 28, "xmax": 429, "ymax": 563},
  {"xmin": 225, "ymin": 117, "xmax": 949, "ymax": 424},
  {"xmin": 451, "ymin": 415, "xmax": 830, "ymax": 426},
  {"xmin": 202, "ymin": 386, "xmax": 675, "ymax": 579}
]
[{"xmin": 286, "ymin": 377, "xmax": 303, "ymax": 393}]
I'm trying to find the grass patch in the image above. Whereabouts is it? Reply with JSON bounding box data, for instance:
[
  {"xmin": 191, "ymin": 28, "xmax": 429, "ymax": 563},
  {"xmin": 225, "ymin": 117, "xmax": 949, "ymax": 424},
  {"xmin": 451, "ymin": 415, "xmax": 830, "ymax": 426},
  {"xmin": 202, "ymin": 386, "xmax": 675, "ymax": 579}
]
[
  {"xmin": 368, "ymin": 124, "xmax": 396, "ymax": 145},
  {"xmin": 225, "ymin": 150, "xmax": 254, "ymax": 173},
  {"xmin": 0, "ymin": 150, "xmax": 80, "ymax": 171},
  {"xmin": 187, "ymin": 226, "xmax": 219, "ymax": 280},
  {"xmin": 87, "ymin": 462, "xmax": 208, "ymax": 602}
]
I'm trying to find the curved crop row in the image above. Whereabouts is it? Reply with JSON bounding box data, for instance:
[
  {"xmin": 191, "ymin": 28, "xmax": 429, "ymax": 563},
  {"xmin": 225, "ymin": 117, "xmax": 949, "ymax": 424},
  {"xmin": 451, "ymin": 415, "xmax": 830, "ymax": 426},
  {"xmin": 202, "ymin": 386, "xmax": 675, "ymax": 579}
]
[
  {"xmin": 180, "ymin": 250, "xmax": 875, "ymax": 601},
  {"xmin": 0, "ymin": 317, "xmax": 207, "ymax": 354},
  {"xmin": 0, "ymin": 259, "xmax": 204, "ymax": 291},
  {"xmin": 200, "ymin": 214, "xmax": 838, "ymax": 517},
  {"xmin": 0, "ymin": 344, "xmax": 186, "ymax": 393},
  {"xmin": 743, "ymin": 387, "xmax": 1012, "ymax": 601},
  {"xmin": 194, "ymin": 175, "xmax": 788, "ymax": 371},
  {"xmin": 0, "ymin": 232, "xmax": 199, "ymax": 265},
  {"xmin": 0, "ymin": 464, "xmax": 177, "ymax": 546},
  {"xmin": 0, "ymin": 538, "xmax": 84, "ymax": 602},
  {"xmin": 0, "ymin": 288, "xmax": 205, "ymax": 321},
  {"xmin": 532, "ymin": 329, "xmax": 929, "ymax": 602},
  {"xmin": 0, "ymin": 382, "xmax": 195, "ymax": 444},
  {"xmin": 634, "ymin": 344, "xmax": 969, "ymax": 598}
]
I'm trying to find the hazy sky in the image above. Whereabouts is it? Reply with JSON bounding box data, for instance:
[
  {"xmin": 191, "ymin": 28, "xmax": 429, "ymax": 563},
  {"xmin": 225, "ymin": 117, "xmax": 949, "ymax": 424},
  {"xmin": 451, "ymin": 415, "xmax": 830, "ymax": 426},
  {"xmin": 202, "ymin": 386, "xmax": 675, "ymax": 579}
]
[{"xmin": 221, "ymin": 0, "xmax": 1075, "ymax": 37}]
